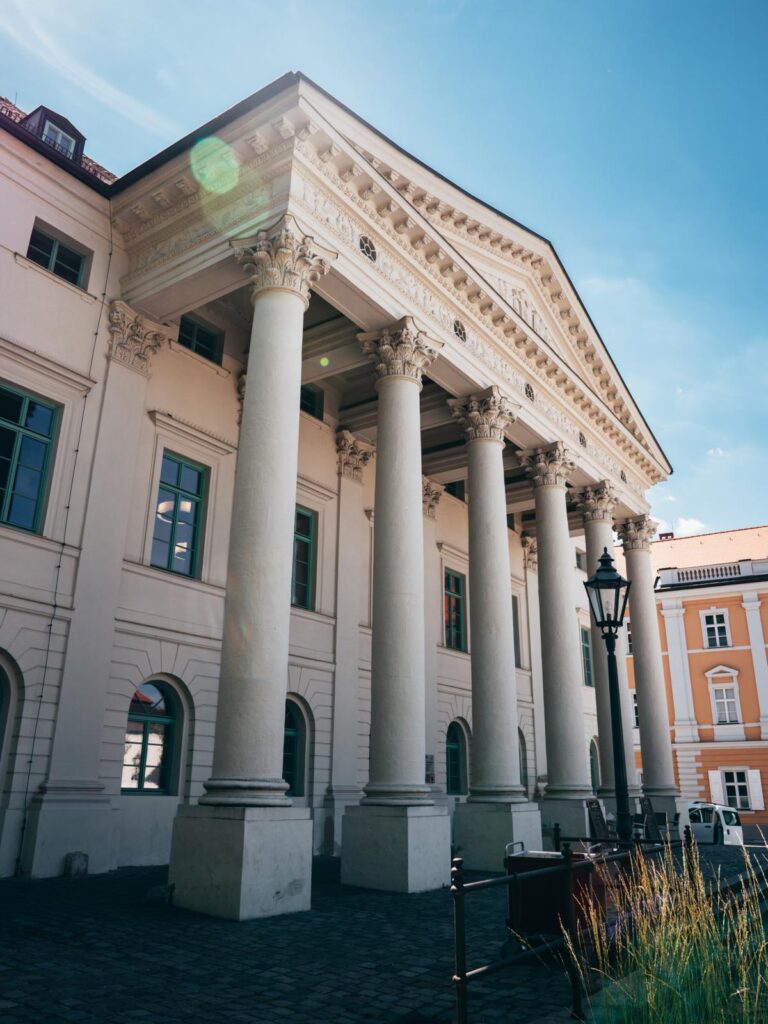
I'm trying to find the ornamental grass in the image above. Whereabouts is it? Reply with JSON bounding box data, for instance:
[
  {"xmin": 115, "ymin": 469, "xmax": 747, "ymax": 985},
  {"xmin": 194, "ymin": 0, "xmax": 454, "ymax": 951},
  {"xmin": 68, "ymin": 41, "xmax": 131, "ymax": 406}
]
[{"xmin": 567, "ymin": 843, "xmax": 768, "ymax": 1024}]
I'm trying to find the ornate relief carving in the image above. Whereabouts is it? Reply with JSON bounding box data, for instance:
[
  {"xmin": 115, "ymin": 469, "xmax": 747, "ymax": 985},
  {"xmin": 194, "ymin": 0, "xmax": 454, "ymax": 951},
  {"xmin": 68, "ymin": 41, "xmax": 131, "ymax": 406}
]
[
  {"xmin": 422, "ymin": 477, "xmax": 444, "ymax": 519},
  {"xmin": 521, "ymin": 533, "xmax": 538, "ymax": 571},
  {"xmin": 107, "ymin": 301, "xmax": 172, "ymax": 376},
  {"xmin": 358, "ymin": 316, "xmax": 441, "ymax": 387},
  {"xmin": 336, "ymin": 429, "xmax": 373, "ymax": 483},
  {"xmin": 520, "ymin": 441, "xmax": 576, "ymax": 488},
  {"xmin": 449, "ymin": 385, "xmax": 517, "ymax": 442},
  {"xmin": 617, "ymin": 515, "xmax": 657, "ymax": 552},
  {"xmin": 236, "ymin": 369, "xmax": 247, "ymax": 423},
  {"xmin": 576, "ymin": 481, "xmax": 616, "ymax": 523},
  {"xmin": 233, "ymin": 213, "xmax": 336, "ymax": 309}
]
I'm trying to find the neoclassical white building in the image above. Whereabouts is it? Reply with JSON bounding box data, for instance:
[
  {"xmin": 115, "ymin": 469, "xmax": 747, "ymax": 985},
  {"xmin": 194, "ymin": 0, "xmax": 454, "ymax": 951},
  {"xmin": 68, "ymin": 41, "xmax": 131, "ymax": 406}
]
[{"xmin": 0, "ymin": 74, "xmax": 677, "ymax": 918}]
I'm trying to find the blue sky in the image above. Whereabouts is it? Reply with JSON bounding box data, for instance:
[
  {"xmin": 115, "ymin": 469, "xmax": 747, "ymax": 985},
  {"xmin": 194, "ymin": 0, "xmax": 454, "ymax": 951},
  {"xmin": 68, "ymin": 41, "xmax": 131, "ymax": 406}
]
[{"xmin": 2, "ymin": 0, "xmax": 766, "ymax": 537}]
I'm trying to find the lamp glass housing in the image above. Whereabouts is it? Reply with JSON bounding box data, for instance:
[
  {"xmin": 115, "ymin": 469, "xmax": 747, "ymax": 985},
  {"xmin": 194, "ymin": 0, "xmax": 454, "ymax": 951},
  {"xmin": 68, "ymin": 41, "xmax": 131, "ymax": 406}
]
[{"xmin": 584, "ymin": 547, "xmax": 631, "ymax": 637}]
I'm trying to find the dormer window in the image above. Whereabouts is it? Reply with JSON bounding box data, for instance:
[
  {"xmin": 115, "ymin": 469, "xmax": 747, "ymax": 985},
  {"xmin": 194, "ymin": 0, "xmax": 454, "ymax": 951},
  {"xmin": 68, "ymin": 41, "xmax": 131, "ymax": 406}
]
[{"xmin": 41, "ymin": 119, "xmax": 76, "ymax": 158}]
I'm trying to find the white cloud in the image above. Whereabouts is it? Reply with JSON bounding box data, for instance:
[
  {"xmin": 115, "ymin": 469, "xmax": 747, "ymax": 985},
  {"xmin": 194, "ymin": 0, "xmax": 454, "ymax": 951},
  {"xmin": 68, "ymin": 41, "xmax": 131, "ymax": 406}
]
[
  {"xmin": 707, "ymin": 447, "xmax": 729, "ymax": 457},
  {"xmin": 1, "ymin": 0, "xmax": 180, "ymax": 138},
  {"xmin": 674, "ymin": 517, "xmax": 708, "ymax": 537}
]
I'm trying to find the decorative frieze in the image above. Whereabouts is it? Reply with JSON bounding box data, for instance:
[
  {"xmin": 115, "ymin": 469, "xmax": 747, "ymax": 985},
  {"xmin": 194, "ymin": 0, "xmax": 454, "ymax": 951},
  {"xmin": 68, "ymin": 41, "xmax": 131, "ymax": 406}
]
[
  {"xmin": 107, "ymin": 301, "xmax": 172, "ymax": 376},
  {"xmin": 358, "ymin": 316, "xmax": 441, "ymax": 387},
  {"xmin": 422, "ymin": 477, "xmax": 444, "ymax": 519},
  {"xmin": 617, "ymin": 515, "xmax": 657, "ymax": 552},
  {"xmin": 520, "ymin": 441, "xmax": 576, "ymax": 489},
  {"xmin": 233, "ymin": 214, "xmax": 336, "ymax": 309},
  {"xmin": 521, "ymin": 533, "xmax": 538, "ymax": 571},
  {"xmin": 576, "ymin": 481, "xmax": 616, "ymax": 523},
  {"xmin": 449, "ymin": 385, "xmax": 517, "ymax": 443},
  {"xmin": 336, "ymin": 429, "xmax": 373, "ymax": 483}
]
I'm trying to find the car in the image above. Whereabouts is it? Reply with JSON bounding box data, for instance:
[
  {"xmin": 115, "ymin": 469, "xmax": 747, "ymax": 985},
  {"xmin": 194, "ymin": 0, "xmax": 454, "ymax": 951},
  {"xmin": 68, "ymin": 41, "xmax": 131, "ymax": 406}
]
[{"xmin": 686, "ymin": 801, "xmax": 744, "ymax": 846}]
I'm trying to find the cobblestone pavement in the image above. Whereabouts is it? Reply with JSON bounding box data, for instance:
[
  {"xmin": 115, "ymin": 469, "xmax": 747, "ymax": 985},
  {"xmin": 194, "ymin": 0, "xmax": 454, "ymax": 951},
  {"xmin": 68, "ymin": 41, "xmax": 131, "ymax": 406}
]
[{"xmin": 1, "ymin": 847, "xmax": 765, "ymax": 1024}]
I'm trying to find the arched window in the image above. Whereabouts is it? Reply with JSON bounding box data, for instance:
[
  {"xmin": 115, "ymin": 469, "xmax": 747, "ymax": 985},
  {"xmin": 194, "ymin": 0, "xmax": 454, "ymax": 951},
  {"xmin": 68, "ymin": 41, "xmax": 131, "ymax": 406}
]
[
  {"xmin": 446, "ymin": 722, "xmax": 467, "ymax": 796},
  {"xmin": 518, "ymin": 728, "xmax": 529, "ymax": 793},
  {"xmin": 122, "ymin": 682, "xmax": 177, "ymax": 793},
  {"xmin": 283, "ymin": 699, "xmax": 306, "ymax": 797},
  {"xmin": 589, "ymin": 739, "xmax": 600, "ymax": 793}
]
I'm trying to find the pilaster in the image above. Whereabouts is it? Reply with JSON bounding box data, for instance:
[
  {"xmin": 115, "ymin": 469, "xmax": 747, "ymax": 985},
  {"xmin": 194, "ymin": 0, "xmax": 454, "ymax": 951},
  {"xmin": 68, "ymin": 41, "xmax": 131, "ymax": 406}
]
[
  {"xmin": 741, "ymin": 595, "xmax": 768, "ymax": 740},
  {"xmin": 660, "ymin": 600, "xmax": 700, "ymax": 743}
]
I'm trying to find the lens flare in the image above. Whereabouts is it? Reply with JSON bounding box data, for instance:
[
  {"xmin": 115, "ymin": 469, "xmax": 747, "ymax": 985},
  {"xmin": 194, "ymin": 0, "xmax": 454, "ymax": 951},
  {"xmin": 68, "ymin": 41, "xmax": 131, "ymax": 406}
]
[
  {"xmin": 319, "ymin": 356, "xmax": 330, "ymax": 367},
  {"xmin": 190, "ymin": 137, "xmax": 240, "ymax": 195}
]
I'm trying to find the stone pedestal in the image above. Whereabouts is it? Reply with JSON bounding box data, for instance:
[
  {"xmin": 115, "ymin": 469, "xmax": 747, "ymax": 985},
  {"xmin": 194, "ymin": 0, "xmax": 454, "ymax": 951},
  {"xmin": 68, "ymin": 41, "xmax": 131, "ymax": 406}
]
[
  {"xmin": 453, "ymin": 802, "xmax": 543, "ymax": 872},
  {"xmin": 541, "ymin": 798, "xmax": 590, "ymax": 842},
  {"xmin": 169, "ymin": 805, "xmax": 312, "ymax": 920},
  {"xmin": 341, "ymin": 805, "xmax": 451, "ymax": 892}
]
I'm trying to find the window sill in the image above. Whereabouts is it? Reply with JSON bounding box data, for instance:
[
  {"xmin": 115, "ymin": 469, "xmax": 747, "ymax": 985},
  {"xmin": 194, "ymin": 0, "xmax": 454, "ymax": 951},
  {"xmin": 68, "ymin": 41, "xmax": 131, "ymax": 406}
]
[
  {"xmin": 122, "ymin": 559, "xmax": 225, "ymax": 596},
  {"xmin": 713, "ymin": 724, "xmax": 746, "ymax": 741},
  {"xmin": 14, "ymin": 251, "xmax": 96, "ymax": 302},
  {"xmin": 439, "ymin": 645, "xmax": 471, "ymax": 659},
  {"xmin": 169, "ymin": 339, "xmax": 230, "ymax": 377}
]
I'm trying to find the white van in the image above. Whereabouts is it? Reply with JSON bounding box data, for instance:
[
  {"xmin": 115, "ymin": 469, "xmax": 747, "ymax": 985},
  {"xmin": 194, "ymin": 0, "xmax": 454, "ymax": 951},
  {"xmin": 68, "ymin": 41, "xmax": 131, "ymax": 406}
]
[{"xmin": 687, "ymin": 801, "xmax": 745, "ymax": 846}]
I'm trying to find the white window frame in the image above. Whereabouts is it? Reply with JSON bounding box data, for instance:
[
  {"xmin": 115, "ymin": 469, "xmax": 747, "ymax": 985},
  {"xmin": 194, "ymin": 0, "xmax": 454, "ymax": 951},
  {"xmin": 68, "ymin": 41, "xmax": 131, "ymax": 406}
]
[
  {"xmin": 716, "ymin": 767, "xmax": 757, "ymax": 811},
  {"xmin": 705, "ymin": 666, "xmax": 745, "ymax": 741},
  {"xmin": 580, "ymin": 625, "xmax": 594, "ymax": 688},
  {"xmin": 700, "ymin": 607, "xmax": 731, "ymax": 649},
  {"xmin": 42, "ymin": 119, "xmax": 76, "ymax": 157},
  {"xmin": 625, "ymin": 619, "xmax": 633, "ymax": 656},
  {"xmin": 437, "ymin": 542, "xmax": 470, "ymax": 654},
  {"xmin": 511, "ymin": 587, "xmax": 527, "ymax": 670}
]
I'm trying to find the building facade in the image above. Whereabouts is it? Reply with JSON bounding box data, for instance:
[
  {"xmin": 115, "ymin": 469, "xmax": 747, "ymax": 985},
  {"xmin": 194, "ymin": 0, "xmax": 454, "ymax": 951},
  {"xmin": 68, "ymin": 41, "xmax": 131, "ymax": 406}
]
[
  {"xmin": 626, "ymin": 527, "xmax": 768, "ymax": 826},
  {"xmin": 0, "ymin": 73, "xmax": 675, "ymax": 918}
]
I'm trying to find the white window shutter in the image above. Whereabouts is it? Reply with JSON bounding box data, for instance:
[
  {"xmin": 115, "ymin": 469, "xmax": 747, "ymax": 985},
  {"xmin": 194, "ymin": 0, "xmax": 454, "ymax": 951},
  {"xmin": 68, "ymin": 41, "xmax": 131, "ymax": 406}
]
[
  {"xmin": 748, "ymin": 770, "xmax": 765, "ymax": 811},
  {"xmin": 708, "ymin": 770, "xmax": 725, "ymax": 804}
]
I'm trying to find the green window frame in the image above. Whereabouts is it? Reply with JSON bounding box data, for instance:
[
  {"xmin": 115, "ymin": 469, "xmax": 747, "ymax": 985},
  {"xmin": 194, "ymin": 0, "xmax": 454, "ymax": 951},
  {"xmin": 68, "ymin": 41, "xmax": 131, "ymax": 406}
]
[
  {"xmin": 300, "ymin": 384, "xmax": 324, "ymax": 420},
  {"xmin": 512, "ymin": 594, "xmax": 522, "ymax": 669},
  {"xmin": 26, "ymin": 226, "xmax": 86, "ymax": 287},
  {"xmin": 581, "ymin": 626, "xmax": 594, "ymax": 687},
  {"xmin": 446, "ymin": 722, "xmax": 465, "ymax": 795},
  {"xmin": 444, "ymin": 570, "xmax": 467, "ymax": 652},
  {"xmin": 292, "ymin": 505, "xmax": 316, "ymax": 610},
  {"xmin": 283, "ymin": 700, "xmax": 305, "ymax": 797},
  {"xmin": 177, "ymin": 315, "xmax": 223, "ymax": 365},
  {"xmin": 0, "ymin": 382, "xmax": 57, "ymax": 533},
  {"xmin": 150, "ymin": 452, "xmax": 206, "ymax": 578},
  {"xmin": 122, "ymin": 682, "xmax": 176, "ymax": 793}
]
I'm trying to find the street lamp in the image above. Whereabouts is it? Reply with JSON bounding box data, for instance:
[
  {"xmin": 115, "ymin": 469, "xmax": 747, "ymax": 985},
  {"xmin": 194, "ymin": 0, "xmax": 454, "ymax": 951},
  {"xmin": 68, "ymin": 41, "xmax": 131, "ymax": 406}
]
[{"xmin": 584, "ymin": 547, "xmax": 633, "ymax": 843}]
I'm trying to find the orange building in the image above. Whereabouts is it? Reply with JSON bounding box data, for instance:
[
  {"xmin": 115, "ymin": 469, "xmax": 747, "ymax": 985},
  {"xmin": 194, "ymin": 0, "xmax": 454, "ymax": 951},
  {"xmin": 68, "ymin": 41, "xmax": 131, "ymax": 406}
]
[{"xmin": 624, "ymin": 526, "xmax": 768, "ymax": 827}]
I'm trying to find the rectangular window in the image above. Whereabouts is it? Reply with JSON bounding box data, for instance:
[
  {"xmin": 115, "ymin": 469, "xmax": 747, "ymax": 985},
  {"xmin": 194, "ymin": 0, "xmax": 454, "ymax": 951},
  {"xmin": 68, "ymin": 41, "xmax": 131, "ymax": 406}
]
[
  {"xmin": 292, "ymin": 506, "xmax": 316, "ymax": 610},
  {"xmin": 177, "ymin": 315, "xmax": 223, "ymax": 365},
  {"xmin": 444, "ymin": 570, "xmax": 467, "ymax": 651},
  {"xmin": 581, "ymin": 626, "xmax": 594, "ymax": 687},
  {"xmin": 0, "ymin": 382, "xmax": 56, "ymax": 532},
  {"xmin": 575, "ymin": 550, "xmax": 587, "ymax": 572},
  {"xmin": 632, "ymin": 692, "xmax": 640, "ymax": 729},
  {"xmin": 300, "ymin": 385, "xmax": 324, "ymax": 420},
  {"xmin": 722, "ymin": 769, "xmax": 750, "ymax": 810},
  {"xmin": 713, "ymin": 686, "xmax": 739, "ymax": 724},
  {"xmin": 42, "ymin": 119, "xmax": 76, "ymax": 157},
  {"xmin": 512, "ymin": 594, "xmax": 522, "ymax": 669},
  {"xmin": 26, "ymin": 226, "xmax": 86, "ymax": 287},
  {"xmin": 704, "ymin": 612, "xmax": 729, "ymax": 648},
  {"xmin": 444, "ymin": 480, "xmax": 466, "ymax": 502},
  {"xmin": 150, "ymin": 452, "xmax": 206, "ymax": 577},
  {"xmin": 626, "ymin": 619, "xmax": 633, "ymax": 655}
]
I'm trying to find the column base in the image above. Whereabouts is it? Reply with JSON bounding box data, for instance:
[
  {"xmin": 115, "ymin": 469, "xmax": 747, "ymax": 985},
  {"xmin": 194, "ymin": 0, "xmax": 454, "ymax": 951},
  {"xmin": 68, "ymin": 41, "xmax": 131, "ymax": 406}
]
[
  {"xmin": 540, "ymin": 796, "xmax": 591, "ymax": 841},
  {"xmin": 20, "ymin": 781, "xmax": 117, "ymax": 877},
  {"xmin": 169, "ymin": 803, "xmax": 312, "ymax": 920},
  {"xmin": 597, "ymin": 786, "xmax": 642, "ymax": 815},
  {"xmin": 341, "ymin": 803, "xmax": 451, "ymax": 892},
  {"xmin": 642, "ymin": 788, "xmax": 680, "ymax": 821},
  {"xmin": 453, "ymin": 801, "xmax": 542, "ymax": 872}
]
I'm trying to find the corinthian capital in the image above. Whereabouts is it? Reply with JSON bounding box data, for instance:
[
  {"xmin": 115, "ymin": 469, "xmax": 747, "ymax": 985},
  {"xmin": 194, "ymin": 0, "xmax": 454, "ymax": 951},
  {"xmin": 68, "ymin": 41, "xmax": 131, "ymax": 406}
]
[
  {"xmin": 336, "ymin": 429, "xmax": 373, "ymax": 483},
  {"xmin": 520, "ymin": 441, "xmax": 576, "ymax": 488},
  {"xmin": 358, "ymin": 316, "xmax": 441, "ymax": 388},
  {"xmin": 449, "ymin": 385, "xmax": 518, "ymax": 443},
  {"xmin": 617, "ymin": 514, "xmax": 657, "ymax": 552},
  {"xmin": 233, "ymin": 214, "xmax": 336, "ymax": 309},
  {"xmin": 107, "ymin": 300, "xmax": 172, "ymax": 376},
  {"xmin": 577, "ymin": 481, "xmax": 617, "ymax": 523},
  {"xmin": 422, "ymin": 476, "xmax": 444, "ymax": 519},
  {"xmin": 521, "ymin": 533, "xmax": 538, "ymax": 571}
]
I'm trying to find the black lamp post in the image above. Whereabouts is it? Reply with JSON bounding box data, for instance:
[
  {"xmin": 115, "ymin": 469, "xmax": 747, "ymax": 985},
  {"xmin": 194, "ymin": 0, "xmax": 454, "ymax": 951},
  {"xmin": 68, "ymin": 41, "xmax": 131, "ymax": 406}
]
[{"xmin": 584, "ymin": 547, "xmax": 633, "ymax": 843}]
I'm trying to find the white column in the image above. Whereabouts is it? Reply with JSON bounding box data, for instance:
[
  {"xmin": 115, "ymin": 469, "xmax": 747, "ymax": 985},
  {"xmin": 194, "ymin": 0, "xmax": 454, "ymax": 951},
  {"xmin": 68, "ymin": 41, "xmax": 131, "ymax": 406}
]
[
  {"xmin": 341, "ymin": 317, "xmax": 450, "ymax": 893},
  {"xmin": 23, "ymin": 303, "xmax": 173, "ymax": 877},
  {"xmin": 170, "ymin": 215, "xmax": 335, "ymax": 920},
  {"xmin": 577, "ymin": 483, "xmax": 640, "ymax": 803},
  {"xmin": 742, "ymin": 595, "xmax": 768, "ymax": 739},
  {"xmin": 324, "ymin": 431, "xmax": 373, "ymax": 851},
  {"xmin": 617, "ymin": 515, "xmax": 678, "ymax": 817},
  {"xmin": 422, "ymin": 477, "xmax": 445, "ymax": 802},
  {"xmin": 450, "ymin": 388, "xmax": 541, "ymax": 867},
  {"xmin": 522, "ymin": 443, "xmax": 592, "ymax": 836},
  {"xmin": 660, "ymin": 600, "xmax": 699, "ymax": 742}
]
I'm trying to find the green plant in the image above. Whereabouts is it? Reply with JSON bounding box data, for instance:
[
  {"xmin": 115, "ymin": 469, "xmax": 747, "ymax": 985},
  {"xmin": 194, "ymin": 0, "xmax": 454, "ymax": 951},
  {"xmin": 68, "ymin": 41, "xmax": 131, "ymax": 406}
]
[{"xmin": 567, "ymin": 844, "xmax": 768, "ymax": 1024}]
